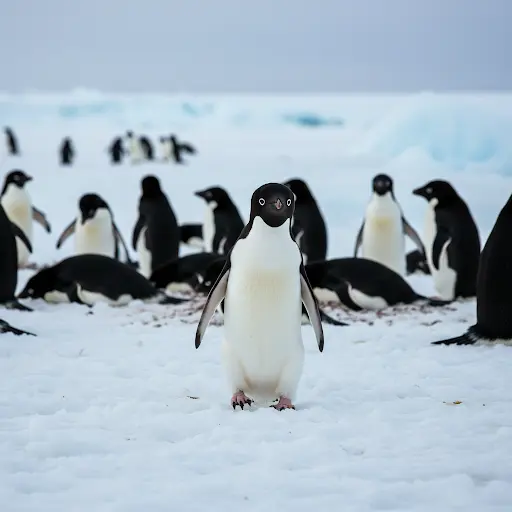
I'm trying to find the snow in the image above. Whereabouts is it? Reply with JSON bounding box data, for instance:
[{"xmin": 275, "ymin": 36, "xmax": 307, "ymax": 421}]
[{"xmin": 1, "ymin": 92, "xmax": 512, "ymax": 511}]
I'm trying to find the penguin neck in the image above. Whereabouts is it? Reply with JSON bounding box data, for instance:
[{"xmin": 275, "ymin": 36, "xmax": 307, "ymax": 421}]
[
  {"xmin": 367, "ymin": 191, "xmax": 398, "ymax": 216},
  {"xmin": 247, "ymin": 216, "xmax": 292, "ymax": 243},
  {"xmin": 79, "ymin": 208, "xmax": 112, "ymax": 228},
  {"xmin": 1, "ymin": 183, "xmax": 30, "ymax": 204}
]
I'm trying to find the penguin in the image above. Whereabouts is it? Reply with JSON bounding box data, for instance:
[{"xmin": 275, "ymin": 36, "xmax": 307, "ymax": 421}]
[
  {"xmin": 1, "ymin": 170, "xmax": 52, "ymax": 268},
  {"xmin": 194, "ymin": 186, "xmax": 244, "ymax": 255},
  {"xmin": 282, "ymin": 178, "xmax": 327, "ymax": 264},
  {"xmin": 0, "ymin": 201, "xmax": 33, "ymax": 311},
  {"xmin": 195, "ymin": 182, "xmax": 326, "ymax": 411},
  {"xmin": 4, "ymin": 127, "xmax": 19, "ymax": 155},
  {"xmin": 0, "ymin": 318, "xmax": 34, "ymax": 336},
  {"xmin": 170, "ymin": 135, "xmax": 196, "ymax": 164},
  {"xmin": 125, "ymin": 131, "xmax": 144, "ymax": 164},
  {"xmin": 413, "ymin": 180, "xmax": 480, "ymax": 301},
  {"xmin": 354, "ymin": 174, "xmax": 425, "ymax": 276},
  {"xmin": 150, "ymin": 252, "xmax": 223, "ymax": 293},
  {"xmin": 406, "ymin": 249, "xmax": 431, "ymax": 275},
  {"xmin": 56, "ymin": 193, "xmax": 132, "ymax": 264},
  {"xmin": 179, "ymin": 223, "xmax": 204, "ymax": 250},
  {"xmin": 108, "ymin": 137, "xmax": 124, "ymax": 164},
  {"xmin": 59, "ymin": 137, "xmax": 75, "ymax": 166},
  {"xmin": 18, "ymin": 254, "xmax": 188, "ymax": 307},
  {"xmin": 132, "ymin": 175, "xmax": 180, "ymax": 278},
  {"xmin": 139, "ymin": 135, "xmax": 154, "ymax": 161},
  {"xmin": 159, "ymin": 136, "xmax": 172, "ymax": 162},
  {"xmin": 432, "ymin": 192, "xmax": 512, "ymax": 345}
]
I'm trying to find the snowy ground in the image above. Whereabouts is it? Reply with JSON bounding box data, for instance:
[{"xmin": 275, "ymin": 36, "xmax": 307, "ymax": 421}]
[{"xmin": 1, "ymin": 93, "xmax": 512, "ymax": 511}]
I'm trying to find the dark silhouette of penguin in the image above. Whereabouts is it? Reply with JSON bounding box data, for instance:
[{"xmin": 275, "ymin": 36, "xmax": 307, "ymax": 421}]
[
  {"xmin": 139, "ymin": 136, "xmax": 154, "ymax": 161},
  {"xmin": 59, "ymin": 137, "xmax": 75, "ymax": 166},
  {"xmin": 433, "ymin": 192, "xmax": 512, "ymax": 345},
  {"xmin": 170, "ymin": 135, "xmax": 197, "ymax": 164},
  {"xmin": 283, "ymin": 178, "xmax": 328, "ymax": 263},
  {"xmin": 0, "ymin": 318, "xmax": 34, "ymax": 336},
  {"xmin": 4, "ymin": 127, "xmax": 19, "ymax": 155},
  {"xmin": 132, "ymin": 175, "xmax": 180, "ymax": 278},
  {"xmin": 108, "ymin": 137, "xmax": 124, "ymax": 164}
]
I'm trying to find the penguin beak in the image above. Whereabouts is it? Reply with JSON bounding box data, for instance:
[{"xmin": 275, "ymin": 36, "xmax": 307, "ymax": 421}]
[
  {"xmin": 274, "ymin": 198, "xmax": 283, "ymax": 210},
  {"xmin": 412, "ymin": 186, "xmax": 423, "ymax": 197},
  {"xmin": 194, "ymin": 191, "xmax": 205, "ymax": 200}
]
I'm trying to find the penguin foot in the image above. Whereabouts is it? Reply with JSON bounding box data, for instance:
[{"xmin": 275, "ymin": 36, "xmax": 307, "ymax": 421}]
[
  {"xmin": 231, "ymin": 391, "xmax": 253, "ymax": 410},
  {"xmin": 1, "ymin": 300, "xmax": 33, "ymax": 312},
  {"xmin": 0, "ymin": 319, "xmax": 35, "ymax": 337},
  {"xmin": 271, "ymin": 396, "xmax": 295, "ymax": 411}
]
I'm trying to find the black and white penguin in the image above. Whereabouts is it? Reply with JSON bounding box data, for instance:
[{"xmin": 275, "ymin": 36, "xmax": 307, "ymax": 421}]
[
  {"xmin": 0, "ymin": 201, "xmax": 33, "ymax": 311},
  {"xmin": 170, "ymin": 135, "xmax": 196, "ymax": 164},
  {"xmin": 139, "ymin": 135, "xmax": 154, "ymax": 161},
  {"xmin": 1, "ymin": 170, "xmax": 52, "ymax": 268},
  {"xmin": 132, "ymin": 175, "xmax": 180, "ymax": 278},
  {"xmin": 159, "ymin": 136, "xmax": 172, "ymax": 162},
  {"xmin": 125, "ymin": 131, "xmax": 145, "ymax": 164},
  {"xmin": 282, "ymin": 178, "xmax": 327, "ymax": 264},
  {"xmin": 432, "ymin": 192, "xmax": 512, "ymax": 345},
  {"xmin": 0, "ymin": 318, "xmax": 34, "ymax": 336},
  {"xmin": 195, "ymin": 182, "xmax": 327, "ymax": 411},
  {"xmin": 406, "ymin": 249, "xmax": 431, "ymax": 275},
  {"xmin": 59, "ymin": 137, "xmax": 75, "ymax": 166},
  {"xmin": 354, "ymin": 174, "xmax": 425, "ymax": 276},
  {"xmin": 56, "ymin": 193, "xmax": 132, "ymax": 263},
  {"xmin": 108, "ymin": 137, "xmax": 124, "ymax": 164},
  {"xmin": 179, "ymin": 223, "xmax": 204, "ymax": 250},
  {"xmin": 18, "ymin": 254, "xmax": 189, "ymax": 307},
  {"xmin": 413, "ymin": 180, "xmax": 480, "ymax": 301},
  {"xmin": 194, "ymin": 186, "xmax": 244, "ymax": 255},
  {"xmin": 4, "ymin": 127, "xmax": 19, "ymax": 155}
]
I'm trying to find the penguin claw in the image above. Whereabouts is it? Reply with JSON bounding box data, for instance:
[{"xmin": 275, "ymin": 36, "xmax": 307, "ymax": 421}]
[
  {"xmin": 271, "ymin": 396, "xmax": 295, "ymax": 411},
  {"xmin": 231, "ymin": 391, "xmax": 253, "ymax": 410}
]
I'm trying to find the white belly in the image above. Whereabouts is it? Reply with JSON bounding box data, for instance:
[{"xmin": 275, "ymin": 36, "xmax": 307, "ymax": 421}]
[
  {"xmin": 160, "ymin": 140, "xmax": 171, "ymax": 160},
  {"xmin": 136, "ymin": 226, "xmax": 152, "ymax": 278},
  {"xmin": 128, "ymin": 139, "xmax": 143, "ymax": 162},
  {"xmin": 202, "ymin": 203, "xmax": 216, "ymax": 253},
  {"xmin": 74, "ymin": 215, "xmax": 116, "ymax": 258},
  {"xmin": 76, "ymin": 285, "xmax": 133, "ymax": 307}
]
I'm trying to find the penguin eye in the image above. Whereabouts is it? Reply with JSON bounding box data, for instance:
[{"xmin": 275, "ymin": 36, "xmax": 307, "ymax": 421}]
[
  {"xmin": 286, "ymin": 199, "xmax": 292, "ymax": 206},
  {"xmin": 258, "ymin": 198, "xmax": 265, "ymax": 206},
  {"xmin": 426, "ymin": 187, "xmax": 433, "ymax": 194}
]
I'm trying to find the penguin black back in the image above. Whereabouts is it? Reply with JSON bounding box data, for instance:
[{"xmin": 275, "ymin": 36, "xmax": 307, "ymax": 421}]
[
  {"xmin": 283, "ymin": 178, "xmax": 328, "ymax": 263},
  {"xmin": 4, "ymin": 127, "xmax": 19, "ymax": 155},
  {"xmin": 108, "ymin": 137, "xmax": 124, "ymax": 164}
]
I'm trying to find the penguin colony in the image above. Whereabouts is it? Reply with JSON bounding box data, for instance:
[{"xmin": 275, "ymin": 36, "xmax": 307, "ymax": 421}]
[{"xmin": 1, "ymin": 126, "xmax": 509, "ymax": 409}]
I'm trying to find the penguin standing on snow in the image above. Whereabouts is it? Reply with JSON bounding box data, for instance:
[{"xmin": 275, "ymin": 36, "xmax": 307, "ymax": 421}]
[
  {"xmin": 432, "ymin": 192, "xmax": 512, "ymax": 345},
  {"xmin": 132, "ymin": 175, "xmax": 180, "ymax": 278},
  {"xmin": 283, "ymin": 178, "xmax": 328, "ymax": 264},
  {"xmin": 195, "ymin": 182, "xmax": 325, "ymax": 411},
  {"xmin": 194, "ymin": 186, "xmax": 245, "ymax": 255},
  {"xmin": 108, "ymin": 137, "xmax": 124, "ymax": 164},
  {"xmin": 170, "ymin": 135, "xmax": 196, "ymax": 164},
  {"xmin": 4, "ymin": 127, "xmax": 19, "ymax": 156},
  {"xmin": 56, "ymin": 193, "xmax": 132, "ymax": 264},
  {"xmin": 139, "ymin": 135, "xmax": 154, "ymax": 161},
  {"xmin": 354, "ymin": 174, "xmax": 425, "ymax": 276},
  {"xmin": 413, "ymin": 180, "xmax": 480, "ymax": 301},
  {"xmin": 159, "ymin": 136, "xmax": 172, "ymax": 162},
  {"xmin": 1, "ymin": 170, "xmax": 52, "ymax": 268},
  {"xmin": 59, "ymin": 137, "xmax": 75, "ymax": 166},
  {"xmin": 125, "ymin": 131, "xmax": 145, "ymax": 164}
]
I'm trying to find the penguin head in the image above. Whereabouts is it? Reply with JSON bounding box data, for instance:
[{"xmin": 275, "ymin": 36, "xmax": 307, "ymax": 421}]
[
  {"xmin": 194, "ymin": 186, "xmax": 232, "ymax": 209},
  {"xmin": 79, "ymin": 193, "xmax": 110, "ymax": 224},
  {"xmin": 126, "ymin": 131, "xmax": 134, "ymax": 138},
  {"xmin": 141, "ymin": 175, "xmax": 163, "ymax": 198},
  {"xmin": 413, "ymin": 180, "xmax": 459, "ymax": 207},
  {"xmin": 3, "ymin": 169, "xmax": 32, "ymax": 190},
  {"xmin": 250, "ymin": 182, "xmax": 295, "ymax": 228},
  {"xmin": 372, "ymin": 174, "xmax": 393, "ymax": 197},
  {"xmin": 282, "ymin": 178, "xmax": 314, "ymax": 204},
  {"xmin": 17, "ymin": 266, "xmax": 58, "ymax": 299}
]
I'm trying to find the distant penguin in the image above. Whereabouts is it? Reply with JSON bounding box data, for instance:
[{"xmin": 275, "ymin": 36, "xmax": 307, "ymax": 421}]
[
  {"xmin": 132, "ymin": 175, "xmax": 180, "ymax": 278},
  {"xmin": 195, "ymin": 182, "xmax": 327, "ymax": 410},
  {"xmin": 108, "ymin": 137, "xmax": 124, "ymax": 164},
  {"xmin": 170, "ymin": 135, "xmax": 196, "ymax": 164},
  {"xmin": 354, "ymin": 174, "xmax": 425, "ymax": 276},
  {"xmin": 18, "ymin": 254, "xmax": 189, "ymax": 307},
  {"xmin": 56, "ymin": 193, "xmax": 132, "ymax": 263},
  {"xmin": 159, "ymin": 136, "xmax": 172, "ymax": 162},
  {"xmin": 413, "ymin": 180, "xmax": 480, "ymax": 301},
  {"xmin": 59, "ymin": 137, "xmax": 75, "ymax": 166},
  {"xmin": 0, "ymin": 201, "xmax": 33, "ymax": 311},
  {"xmin": 179, "ymin": 223, "xmax": 204, "ymax": 250},
  {"xmin": 0, "ymin": 318, "xmax": 34, "ymax": 336},
  {"xmin": 194, "ymin": 186, "xmax": 244, "ymax": 255},
  {"xmin": 126, "ymin": 131, "xmax": 144, "ymax": 164},
  {"xmin": 282, "ymin": 178, "xmax": 327, "ymax": 264},
  {"xmin": 406, "ymin": 249, "xmax": 431, "ymax": 275},
  {"xmin": 139, "ymin": 135, "xmax": 154, "ymax": 161},
  {"xmin": 1, "ymin": 170, "xmax": 52, "ymax": 268},
  {"xmin": 432, "ymin": 192, "xmax": 512, "ymax": 346},
  {"xmin": 4, "ymin": 127, "xmax": 19, "ymax": 155}
]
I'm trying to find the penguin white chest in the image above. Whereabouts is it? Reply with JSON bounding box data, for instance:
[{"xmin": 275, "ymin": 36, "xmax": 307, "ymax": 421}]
[
  {"xmin": 222, "ymin": 218, "xmax": 304, "ymax": 401},
  {"xmin": 75, "ymin": 210, "xmax": 115, "ymax": 258},
  {"xmin": 128, "ymin": 138, "xmax": 143, "ymax": 162},
  {"xmin": 160, "ymin": 140, "xmax": 171, "ymax": 160},
  {"xmin": 362, "ymin": 194, "xmax": 405, "ymax": 275},
  {"xmin": 202, "ymin": 202, "xmax": 217, "ymax": 253}
]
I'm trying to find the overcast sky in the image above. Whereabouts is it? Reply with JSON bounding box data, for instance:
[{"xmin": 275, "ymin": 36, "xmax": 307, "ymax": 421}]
[{"xmin": 1, "ymin": 0, "xmax": 509, "ymax": 93}]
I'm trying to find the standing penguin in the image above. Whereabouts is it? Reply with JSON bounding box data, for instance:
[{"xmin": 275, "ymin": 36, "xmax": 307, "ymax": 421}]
[
  {"xmin": 282, "ymin": 178, "xmax": 328, "ymax": 264},
  {"xmin": 56, "ymin": 193, "xmax": 132, "ymax": 263},
  {"xmin": 354, "ymin": 174, "xmax": 425, "ymax": 276},
  {"xmin": 195, "ymin": 182, "xmax": 325, "ymax": 411},
  {"xmin": 170, "ymin": 135, "xmax": 196, "ymax": 164},
  {"xmin": 132, "ymin": 175, "xmax": 180, "ymax": 278},
  {"xmin": 125, "ymin": 131, "xmax": 144, "ymax": 164},
  {"xmin": 139, "ymin": 135, "xmax": 154, "ymax": 161},
  {"xmin": 432, "ymin": 192, "xmax": 512, "ymax": 345},
  {"xmin": 0, "ymin": 201, "xmax": 32, "ymax": 311},
  {"xmin": 1, "ymin": 170, "xmax": 52, "ymax": 268},
  {"xmin": 413, "ymin": 180, "xmax": 480, "ymax": 301},
  {"xmin": 194, "ymin": 186, "xmax": 245, "ymax": 255},
  {"xmin": 108, "ymin": 137, "xmax": 124, "ymax": 164},
  {"xmin": 59, "ymin": 137, "xmax": 75, "ymax": 166},
  {"xmin": 159, "ymin": 136, "xmax": 172, "ymax": 162},
  {"xmin": 4, "ymin": 127, "xmax": 19, "ymax": 156}
]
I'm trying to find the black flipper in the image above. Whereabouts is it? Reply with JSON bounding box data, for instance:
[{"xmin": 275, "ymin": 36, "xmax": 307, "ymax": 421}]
[
  {"xmin": 32, "ymin": 206, "xmax": 52, "ymax": 233},
  {"xmin": 432, "ymin": 333, "xmax": 476, "ymax": 345},
  {"xmin": 432, "ymin": 228, "xmax": 451, "ymax": 271},
  {"xmin": 1, "ymin": 300, "xmax": 33, "ymax": 312},
  {"xmin": 300, "ymin": 262, "xmax": 324, "ymax": 352},
  {"xmin": 402, "ymin": 216, "xmax": 425, "ymax": 255},
  {"xmin": 353, "ymin": 221, "xmax": 364, "ymax": 257},
  {"xmin": 0, "ymin": 319, "xmax": 35, "ymax": 336},
  {"xmin": 318, "ymin": 307, "xmax": 348, "ymax": 326},
  {"xmin": 333, "ymin": 280, "xmax": 363, "ymax": 311},
  {"xmin": 56, "ymin": 219, "xmax": 76, "ymax": 249},
  {"xmin": 113, "ymin": 221, "xmax": 135, "ymax": 265},
  {"xmin": 10, "ymin": 223, "xmax": 32, "ymax": 253},
  {"xmin": 132, "ymin": 216, "xmax": 145, "ymax": 251}
]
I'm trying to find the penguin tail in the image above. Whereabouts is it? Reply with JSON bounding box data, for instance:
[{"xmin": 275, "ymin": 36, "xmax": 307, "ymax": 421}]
[
  {"xmin": 0, "ymin": 319, "xmax": 36, "ymax": 336},
  {"xmin": 431, "ymin": 332, "xmax": 476, "ymax": 346},
  {"xmin": 318, "ymin": 307, "xmax": 348, "ymax": 326},
  {"xmin": 1, "ymin": 300, "xmax": 33, "ymax": 312}
]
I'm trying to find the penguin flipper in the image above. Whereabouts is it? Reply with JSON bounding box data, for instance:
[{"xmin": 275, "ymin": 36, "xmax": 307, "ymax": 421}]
[
  {"xmin": 353, "ymin": 221, "xmax": 364, "ymax": 257},
  {"xmin": 0, "ymin": 318, "xmax": 35, "ymax": 336},
  {"xmin": 1, "ymin": 299, "xmax": 33, "ymax": 312},
  {"xmin": 402, "ymin": 216, "xmax": 425, "ymax": 255},
  {"xmin": 32, "ymin": 206, "xmax": 52, "ymax": 233},
  {"xmin": 432, "ymin": 228, "xmax": 451, "ymax": 271},
  {"xmin": 10, "ymin": 223, "xmax": 32, "ymax": 253},
  {"xmin": 317, "ymin": 307, "xmax": 348, "ymax": 326},
  {"xmin": 132, "ymin": 215, "xmax": 145, "ymax": 251},
  {"xmin": 113, "ymin": 221, "xmax": 134, "ymax": 265},
  {"xmin": 56, "ymin": 219, "xmax": 76, "ymax": 249},
  {"xmin": 195, "ymin": 261, "xmax": 231, "ymax": 349},
  {"xmin": 300, "ymin": 262, "xmax": 324, "ymax": 352},
  {"xmin": 431, "ymin": 332, "xmax": 476, "ymax": 345}
]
